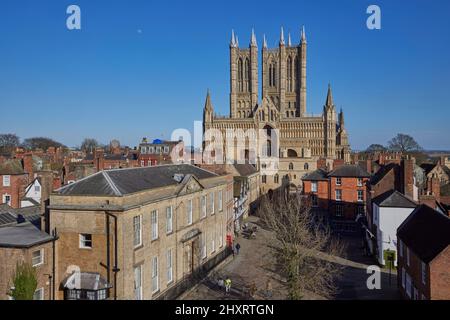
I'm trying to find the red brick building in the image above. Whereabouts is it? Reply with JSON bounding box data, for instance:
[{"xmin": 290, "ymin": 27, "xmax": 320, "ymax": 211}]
[
  {"xmin": 0, "ymin": 159, "xmax": 30, "ymax": 209},
  {"xmin": 138, "ymin": 138, "xmax": 184, "ymax": 167},
  {"xmin": 397, "ymin": 204, "xmax": 450, "ymax": 300},
  {"xmin": 302, "ymin": 164, "xmax": 370, "ymax": 221}
]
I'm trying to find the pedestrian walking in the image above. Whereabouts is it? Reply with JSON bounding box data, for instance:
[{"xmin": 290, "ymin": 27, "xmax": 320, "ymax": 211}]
[
  {"xmin": 265, "ymin": 279, "xmax": 273, "ymax": 298},
  {"xmin": 235, "ymin": 243, "xmax": 241, "ymax": 255},
  {"xmin": 217, "ymin": 278, "xmax": 224, "ymax": 290},
  {"xmin": 224, "ymin": 277, "xmax": 232, "ymax": 294}
]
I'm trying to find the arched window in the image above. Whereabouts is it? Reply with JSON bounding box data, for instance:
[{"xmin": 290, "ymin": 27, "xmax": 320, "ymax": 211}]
[
  {"xmin": 289, "ymin": 163, "xmax": 294, "ymax": 170},
  {"xmin": 266, "ymin": 139, "xmax": 272, "ymax": 157},
  {"xmin": 272, "ymin": 63, "xmax": 276, "ymax": 87},
  {"xmin": 274, "ymin": 174, "xmax": 279, "ymax": 184},
  {"xmin": 244, "ymin": 58, "xmax": 250, "ymax": 92},
  {"xmin": 238, "ymin": 58, "xmax": 243, "ymax": 92},
  {"xmin": 287, "ymin": 56, "xmax": 293, "ymax": 92},
  {"xmin": 269, "ymin": 63, "xmax": 276, "ymax": 87},
  {"xmin": 304, "ymin": 163, "xmax": 309, "ymax": 170}
]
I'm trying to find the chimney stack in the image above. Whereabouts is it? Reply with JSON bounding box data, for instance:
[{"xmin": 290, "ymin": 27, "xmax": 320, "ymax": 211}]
[
  {"xmin": 94, "ymin": 148, "xmax": 105, "ymax": 172},
  {"xmin": 401, "ymin": 157, "xmax": 415, "ymax": 199},
  {"xmin": 23, "ymin": 153, "xmax": 34, "ymax": 180}
]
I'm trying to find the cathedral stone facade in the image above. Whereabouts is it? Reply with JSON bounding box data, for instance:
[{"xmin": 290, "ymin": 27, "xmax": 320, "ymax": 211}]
[{"xmin": 202, "ymin": 28, "xmax": 351, "ymax": 192}]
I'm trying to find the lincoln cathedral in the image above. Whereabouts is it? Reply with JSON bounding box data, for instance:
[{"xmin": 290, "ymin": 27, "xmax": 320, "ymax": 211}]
[{"xmin": 202, "ymin": 27, "xmax": 351, "ymax": 192}]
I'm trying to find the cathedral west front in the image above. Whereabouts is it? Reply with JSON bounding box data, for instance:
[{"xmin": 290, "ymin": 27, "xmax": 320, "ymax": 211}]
[{"xmin": 202, "ymin": 27, "xmax": 351, "ymax": 192}]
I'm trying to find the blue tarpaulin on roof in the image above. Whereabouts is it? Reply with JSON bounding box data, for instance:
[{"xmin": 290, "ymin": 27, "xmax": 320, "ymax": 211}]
[{"xmin": 152, "ymin": 139, "xmax": 163, "ymax": 144}]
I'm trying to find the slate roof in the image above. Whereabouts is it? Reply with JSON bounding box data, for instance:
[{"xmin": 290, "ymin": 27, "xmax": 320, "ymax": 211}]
[
  {"xmin": 57, "ymin": 164, "xmax": 218, "ymax": 196},
  {"xmin": 0, "ymin": 159, "xmax": 25, "ymax": 175},
  {"xmin": 370, "ymin": 163, "xmax": 398, "ymax": 186},
  {"xmin": 397, "ymin": 204, "xmax": 450, "ymax": 263},
  {"xmin": 0, "ymin": 222, "xmax": 53, "ymax": 248},
  {"xmin": 328, "ymin": 164, "xmax": 370, "ymax": 178},
  {"xmin": 372, "ymin": 189, "xmax": 417, "ymax": 208},
  {"xmin": 420, "ymin": 163, "xmax": 436, "ymax": 175},
  {"xmin": 302, "ymin": 169, "xmax": 329, "ymax": 181},
  {"xmin": 232, "ymin": 164, "xmax": 258, "ymax": 177},
  {"xmin": 0, "ymin": 204, "xmax": 42, "ymax": 228}
]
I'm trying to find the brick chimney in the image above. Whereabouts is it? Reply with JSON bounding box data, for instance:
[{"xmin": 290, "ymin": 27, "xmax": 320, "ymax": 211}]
[
  {"xmin": 94, "ymin": 148, "xmax": 105, "ymax": 171},
  {"xmin": 401, "ymin": 156, "xmax": 415, "ymax": 199},
  {"xmin": 22, "ymin": 153, "xmax": 34, "ymax": 179},
  {"xmin": 427, "ymin": 176, "xmax": 441, "ymax": 203},
  {"xmin": 366, "ymin": 159, "xmax": 372, "ymax": 174}
]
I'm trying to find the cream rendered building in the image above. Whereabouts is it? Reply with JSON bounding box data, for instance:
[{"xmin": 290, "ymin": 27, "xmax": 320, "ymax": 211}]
[
  {"xmin": 48, "ymin": 164, "xmax": 233, "ymax": 300},
  {"xmin": 203, "ymin": 27, "xmax": 350, "ymax": 193}
]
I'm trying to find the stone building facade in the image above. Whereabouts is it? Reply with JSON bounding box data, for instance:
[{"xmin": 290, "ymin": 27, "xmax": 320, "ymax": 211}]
[
  {"xmin": 202, "ymin": 28, "xmax": 351, "ymax": 193},
  {"xmin": 48, "ymin": 164, "xmax": 233, "ymax": 300}
]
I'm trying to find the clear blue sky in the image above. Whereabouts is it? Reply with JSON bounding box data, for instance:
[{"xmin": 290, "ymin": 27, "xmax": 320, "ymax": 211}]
[{"xmin": 1, "ymin": 0, "xmax": 450, "ymax": 150}]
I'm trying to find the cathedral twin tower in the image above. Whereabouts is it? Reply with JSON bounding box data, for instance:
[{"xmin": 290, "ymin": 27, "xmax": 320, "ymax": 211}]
[
  {"xmin": 203, "ymin": 26, "xmax": 351, "ymax": 164},
  {"xmin": 230, "ymin": 27, "xmax": 307, "ymax": 119}
]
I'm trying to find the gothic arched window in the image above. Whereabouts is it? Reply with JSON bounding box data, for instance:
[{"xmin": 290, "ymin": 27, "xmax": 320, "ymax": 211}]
[
  {"xmin": 289, "ymin": 163, "xmax": 294, "ymax": 170},
  {"xmin": 287, "ymin": 56, "xmax": 293, "ymax": 92},
  {"xmin": 304, "ymin": 163, "xmax": 309, "ymax": 170},
  {"xmin": 238, "ymin": 58, "xmax": 243, "ymax": 92},
  {"xmin": 244, "ymin": 58, "xmax": 250, "ymax": 92}
]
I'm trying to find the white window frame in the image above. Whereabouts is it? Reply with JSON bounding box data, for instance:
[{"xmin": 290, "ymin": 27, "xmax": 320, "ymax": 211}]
[
  {"xmin": 218, "ymin": 191, "xmax": 223, "ymax": 212},
  {"xmin": 32, "ymin": 249, "xmax": 44, "ymax": 267},
  {"xmin": 335, "ymin": 189, "xmax": 342, "ymax": 201},
  {"xmin": 421, "ymin": 261, "xmax": 427, "ymax": 285},
  {"xmin": 357, "ymin": 190, "xmax": 364, "ymax": 202},
  {"xmin": 151, "ymin": 256, "xmax": 159, "ymax": 293},
  {"xmin": 167, "ymin": 249, "xmax": 173, "ymax": 284},
  {"xmin": 2, "ymin": 194, "xmax": 11, "ymax": 206},
  {"xmin": 406, "ymin": 247, "xmax": 410, "ymax": 266},
  {"xmin": 311, "ymin": 181, "xmax": 318, "ymax": 193},
  {"xmin": 79, "ymin": 234, "xmax": 92, "ymax": 249},
  {"xmin": 336, "ymin": 177, "xmax": 342, "ymax": 186},
  {"xmin": 151, "ymin": 210, "xmax": 158, "ymax": 241},
  {"xmin": 210, "ymin": 192, "xmax": 215, "ymax": 215},
  {"xmin": 201, "ymin": 234, "xmax": 207, "ymax": 259},
  {"xmin": 133, "ymin": 215, "xmax": 142, "ymax": 248},
  {"xmin": 166, "ymin": 206, "xmax": 173, "ymax": 234},
  {"xmin": 187, "ymin": 199, "xmax": 193, "ymax": 225},
  {"xmin": 33, "ymin": 288, "xmax": 44, "ymax": 300},
  {"xmin": 3, "ymin": 175, "xmax": 11, "ymax": 187},
  {"xmin": 201, "ymin": 195, "xmax": 207, "ymax": 218},
  {"xmin": 134, "ymin": 265, "xmax": 142, "ymax": 300},
  {"xmin": 357, "ymin": 178, "xmax": 363, "ymax": 187},
  {"xmin": 405, "ymin": 273, "xmax": 412, "ymax": 298},
  {"xmin": 219, "ymin": 225, "xmax": 223, "ymax": 248},
  {"xmin": 35, "ymin": 185, "xmax": 41, "ymax": 192}
]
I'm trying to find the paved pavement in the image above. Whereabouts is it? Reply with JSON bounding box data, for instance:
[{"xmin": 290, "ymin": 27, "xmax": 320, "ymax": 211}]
[{"xmin": 182, "ymin": 215, "xmax": 401, "ymax": 300}]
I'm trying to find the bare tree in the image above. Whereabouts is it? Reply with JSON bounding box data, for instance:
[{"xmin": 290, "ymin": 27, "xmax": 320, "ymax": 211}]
[
  {"xmin": 388, "ymin": 133, "xmax": 422, "ymax": 153},
  {"xmin": 258, "ymin": 191, "xmax": 345, "ymax": 299},
  {"xmin": 366, "ymin": 144, "xmax": 386, "ymax": 153},
  {"xmin": 80, "ymin": 138, "xmax": 99, "ymax": 153},
  {"xmin": 0, "ymin": 133, "xmax": 20, "ymax": 153},
  {"xmin": 22, "ymin": 137, "xmax": 65, "ymax": 151}
]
